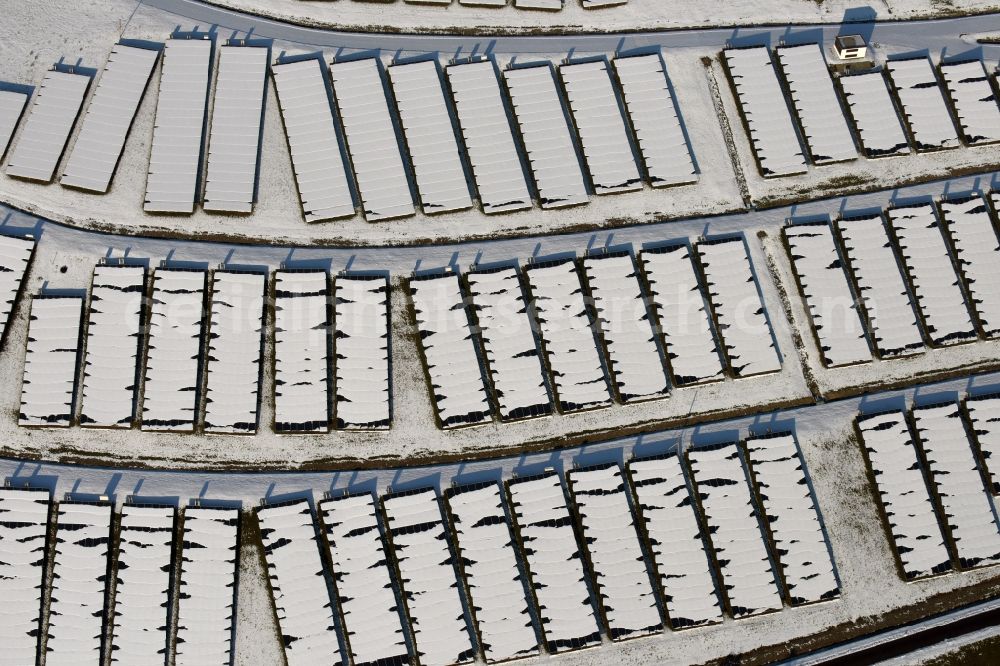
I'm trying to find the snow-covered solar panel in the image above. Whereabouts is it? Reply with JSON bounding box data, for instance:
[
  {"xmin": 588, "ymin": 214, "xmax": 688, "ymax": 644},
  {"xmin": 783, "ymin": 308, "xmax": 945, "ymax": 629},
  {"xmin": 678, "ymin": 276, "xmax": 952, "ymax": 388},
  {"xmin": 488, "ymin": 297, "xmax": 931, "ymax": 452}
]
[
  {"xmin": 514, "ymin": 0, "xmax": 562, "ymax": 9},
  {"xmin": 110, "ymin": 504, "xmax": 176, "ymax": 664},
  {"xmin": 144, "ymin": 38, "xmax": 212, "ymax": 213},
  {"xmin": 0, "ymin": 234, "xmax": 35, "ymax": 345},
  {"xmin": 839, "ymin": 71, "xmax": 911, "ymax": 157},
  {"xmin": 0, "ymin": 89, "xmax": 29, "ymax": 160},
  {"xmin": 382, "ymin": 489, "xmax": 475, "ymax": 666},
  {"xmin": 333, "ymin": 276, "xmax": 390, "ymax": 429},
  {"xmin": 783, "ymin": 223, "xmax": 871, "ymax": 367},
  {"xmin": 744, "ymin": 434, "xmax": 839, "ymax": 604},
  {"xmin": 459, "ymin": 0, "xmax": 505, "ymax": 6},
  {"xmin": 409, "ymin": 273, "xmax": 491, "ymax": 428},
  {"xmin": 19, "ymin": 297, "xmax": 82, "ymax": 427},
  {"xmin": 466, "ymin": 267, "xmax": 550, "ymax": 421},
  {"xmin": 776, "ymin": 44, "xmax": 856, "ymax": 164},
  {"xmin": 626, "ymin": 456, "xmax": 722, "ymax": 629},
  {"xmin": 256, "ymin": 500, "xmax": 342, "ymax": 666},
  {"xmin": 204, "ymin": 271, "xmax": 265, "ymax": 433},
  {"xmin": 79, "ymin": 265, "xmax": 145, "ymax": 428},
  {"xmin": 686, "ymin": 444, "xmax": 782, "ymax": 618},
  {"xmin": 582, "ymin": 253, "xmax": 668, "ymax": 401},
  {"xmin": 966, "ymin": 394, "xmax": 1000, "ymax": 494},
  {"xmin": 60, "ymin": 44, "xmax": 159, "ymax": 192},
  {"xmin": 940, "ymin": 60, "xmax": 1000, "ymax": 145},
  {"xmin": 0, "ymin": 488, "xmax": 49, "ymax": 665},
  {"xmin": 272, "ymin": 58, "xmax": 355, "ymax": 222},
  {"xmin": 6, "ymin": 69, "xmax": 90, "ymax": 182},
  {"xmin": 939, "ymin": 196, "xmax": 1000, "ymax": 337},
  {"xmin": 142, "ymin": 269, "xmax": 205, "ymax": 432},
  {"xmin": 525, "ymin": 260, "xmax": 611, "ymax": 411},
  {"xmin": 697, "ymin": 237, "xmax": 781, "ymax": 377},
  {"xmin": 318, "ymin": 494, "xmax": 408, "ymax": 666},
  {"xmin": 445, "ymin": 483, "xmax": 539, "ymax": 663},
  {"xmin": 559, "ymin": 61, "xmax": 642, "ymax": 194},
  {"xmin": 639, "ymin": 244, "xmax": 724, "ymax": 386},
  {"xmin": 388, "ymin": 60, "xmax": 472, "ymax": 214},
  {"xmin": 175, "ymin": 507, "xmax": 239, "ymax": 666},
  {"xmin": 47, "ymin": 502, "xmax": 112, "ymax": 665},
  {"xmin": 203, "ymin": 45, "xmax": 269, "ymax": 213},
  {"xmin": 912, "ymin": 404, "xmax": 1000, "ymax": 568},
  {"xmin": 886, "ymin": 58, "xmax": 960, "ymax": 151},
  {"xmin": 887, "ymin": 204, "xmax": 976, "ymax": 346},
  {"xmin": 856, "ymin": 411, "xmax": 951, "ymax": 579},
  {"xmin": 503, "ymin": 65, "xmax": 589, "ymax": 208},
  {"xmin": 274, "ymin": 270, "xmax": 330, "ymax": 432},
  {"xmin": 723, "ymin": 48, "xmax": 806, "ymax": 177},
  {"xmin": 329, "ymin": 58, "xmax": 414, "ymax": 221},
  {"xmin": 507, "ymin": 472, "xmax": 601, "ymax": 653},
  {"xmin": 836, "ymin": 215, "xmax": 924, "ymax": 358},
  {"xmin": 567, "ymin": 464, "xmax": 661, "ymax": 639},
  {"xmin": 446, "ymin": 60, "xmax": 532, "ymax": 214},
  {"xmin": 612, "ymin": 54, "xmax": 696, "ymax": 187}
]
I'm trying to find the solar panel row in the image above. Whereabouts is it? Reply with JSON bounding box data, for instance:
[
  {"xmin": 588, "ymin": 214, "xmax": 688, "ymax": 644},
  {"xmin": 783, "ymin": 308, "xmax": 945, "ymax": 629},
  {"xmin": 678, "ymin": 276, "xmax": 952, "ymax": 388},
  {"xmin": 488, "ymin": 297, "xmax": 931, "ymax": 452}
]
[
  {"xmin": 16, "ymin": 265, "xmax": 390, "ymax": 433},
  {"xmin": 409, "ymin": 237, "xmax": 776, "ymax": 428},
  {"xmin": 724, "ymin": 45, "xmax": 1000, "ymax": 175},
  {"xmin": 784, "ymin": 193, "xmax": 1000, "ymax": 366},
  {"xmin": 0, "ymin": 492, "xmax": 238, "ymax": 666}
]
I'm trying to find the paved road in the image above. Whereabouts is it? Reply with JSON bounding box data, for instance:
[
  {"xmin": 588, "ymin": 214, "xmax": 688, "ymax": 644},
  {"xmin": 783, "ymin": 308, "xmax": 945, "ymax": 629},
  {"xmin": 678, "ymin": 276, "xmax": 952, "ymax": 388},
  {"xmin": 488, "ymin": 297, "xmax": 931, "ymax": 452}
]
[{"xmin": 141, "ymin": 0, "xmax": 1000, "ymax": 57}]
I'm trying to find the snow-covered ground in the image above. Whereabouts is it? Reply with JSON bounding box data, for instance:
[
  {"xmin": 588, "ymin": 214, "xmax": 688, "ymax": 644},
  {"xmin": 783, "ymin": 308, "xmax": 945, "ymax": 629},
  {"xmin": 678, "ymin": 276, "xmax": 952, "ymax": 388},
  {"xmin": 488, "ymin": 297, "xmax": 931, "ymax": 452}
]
[{"xmin": 180, "ymin": 0, "xmax": 1000, "ymax": 34}]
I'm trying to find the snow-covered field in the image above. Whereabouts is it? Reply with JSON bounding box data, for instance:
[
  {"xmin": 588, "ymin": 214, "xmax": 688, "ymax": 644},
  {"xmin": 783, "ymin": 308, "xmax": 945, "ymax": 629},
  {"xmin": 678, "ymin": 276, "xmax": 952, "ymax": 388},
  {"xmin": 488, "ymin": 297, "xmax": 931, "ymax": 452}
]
[{"xmin": 189, "ymin": 0, "xmax": 1000, "ymax": 34}]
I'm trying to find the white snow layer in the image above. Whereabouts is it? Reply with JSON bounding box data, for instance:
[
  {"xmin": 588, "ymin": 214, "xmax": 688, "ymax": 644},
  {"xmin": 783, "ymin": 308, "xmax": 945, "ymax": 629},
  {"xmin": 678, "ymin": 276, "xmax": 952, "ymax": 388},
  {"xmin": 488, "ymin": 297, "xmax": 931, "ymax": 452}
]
[
  {"xmin": 19, "ymin": 296, "xmax": 83, "ymax": 427},
  {"xmin": 333, "ymin": 276, "xmax": 391, "ymax": 429},
  {"xmin": 0, "ymin": 488, "xmax": 49, "ymax": 664},
  {"xmin": 939, "ymin": 195, "xmax": 1000, "ymax": 337},
  {"xmin": 886, "ymin": 58, "xmax": 960, "ymax": 152},
  {"xmin": 839, "ymin": 70, "xmax": 911, "ymax": 158}
]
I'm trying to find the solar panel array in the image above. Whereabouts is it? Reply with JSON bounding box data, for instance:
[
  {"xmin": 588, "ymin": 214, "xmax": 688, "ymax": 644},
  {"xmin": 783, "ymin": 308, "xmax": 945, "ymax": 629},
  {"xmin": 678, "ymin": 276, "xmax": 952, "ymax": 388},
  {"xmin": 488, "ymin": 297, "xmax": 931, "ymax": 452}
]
[
  {"xmin": 19, "ymin": 296, "xmax": 83, "ymax": 427},
  {"xmin": 0, "ymin": 234, "xmax": 35, "ymax": 345},
  {"xmin": 109, "ymin": 504, "xmax": 176, "ymax": 663},
  {"xmin": 885, "ymin": 57, "xmax": 960, "ymax": 152},
  {"xmin": 939, "ymin": 60, "xmax": 1000, "ymax": 146},
  {"xmin": 274, "ymin": 270, "xmax": 331, "ymax": 432},
  {"xmin": 256, "ymin": 500, "xmax": 343, "ymax": 666},
  {"xmin": 383, "ymin": 489, "xmax": 476, "ymax": 665},
  {"xmin": 775, "ymin": 44, "xmax": 856, "ymax": 164},
  {"xmin": 0, "ymin": 89, "xmax": 29, "ymax": 161},
  {"xmin": 0, "ymin": 488, "xmax": 49, "ymax": 664},
  {"xmin": 856, "ymin": 411, "xmax": 952, "ymax": 579},
  {"xmin": 175, "ymin": 507, "xmax": 239, "ymax": 666},
  {"xmin": 612, "ymin": 53, "xmax": 696, "ymax": 187},
  {"xmin": 839, "ymin": 70, "xmax": 911, "ymax": 158},
  {"xmin": 858, "ymin": 401, "xmax": 1000, "ymax": 578},
  {"xmin": 329, "ymin": 58, "xmax": 414, "ymax": 221},
  {"xmin": 79, "ymin": 265, "xmax": 146, "ymax": 428},
  {"xmin": 47, "ymin": 501, "xmax": 113, "ymax": 665},
  {"xmin": 203, "ymin": 271, "xmax": 266, "ymax": 433},
  {"xmin": 445, "ymin": 482, "xmax": 540, "ymax": 663},
  {"xmin": 13, "ymin": 264, "xmax": 395, "ymax": 434},
  {"xmin": 142, "ymin": 269, "xmax": 206, "ymax": 432},
  {"xmin": 783, "ymin": 223, "xmax": 871, "ymax": 368},
  {"xmin": 144, "ymin": 37, "xmax": 213, "ymax": 213},
  {"xmin": 785, "ymin": 194, "xmax": 1000, "ymax": 365},
  {"xmin": 388, "ymin": 60, "xmax": 473, "ymax": 214},
  {"xmin": 203, "ymin": 45, "xmax": 269, "ymax": 213},
  {"xmin": 6, "ymin": 69, "xmax": 90, "ymax": 182},
  {"xmin": 408, "ymin": 236, "xmax": 775, "ymax": 427},
  {"xmin": 272, "ymin": 58, "xmax": 355, "ymax": 222},
  {"xmin": 560, "ymin": 60, "xmax": 642, "ymax": 195},
  {"xmin": 61, "ymin": 43, "xmax": 160, "ymax": 193},
  {"xmin": 687, "ymin": 444, "xmax": 783, "ymax": 618},
  {"xmin": 0, "ymin": 497, "xmax": 242, "ymax": 666},
  {"xmin": 567, "ymin": 464, "xmax": 662, "ymax": 639},
  {"xmin": 743, "ymin": 434, "xmax": 839, "ymax": 604},
  {"xmin": 723, "ymin": 47, "xmax": 808, "ymax": 177}
]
